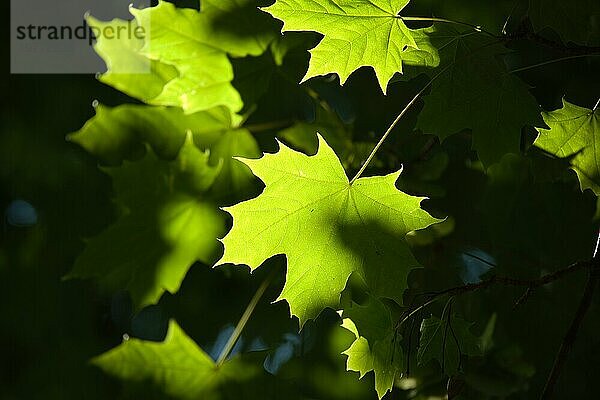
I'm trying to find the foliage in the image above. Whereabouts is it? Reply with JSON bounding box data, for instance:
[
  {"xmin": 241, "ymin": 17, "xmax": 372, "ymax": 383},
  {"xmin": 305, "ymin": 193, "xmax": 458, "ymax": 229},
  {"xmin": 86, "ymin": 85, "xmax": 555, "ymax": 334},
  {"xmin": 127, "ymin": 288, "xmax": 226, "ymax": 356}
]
[
  {"xmin": 219, "ymin": 135, "xmax": 439, "ymax": 323},
  {"xmin": 93, "ymin": 320, "xmax": 260, "ymax": 399},
  {"xmin": 3, "ymin": 0, "xmax": 600, "ymax": 399},
  {"xmin": 262, "ymin": 0, "xmax": 439, "ymax": 92},
  {"xmin": 534, "ymin": 99, "xmax": 600, "ymax": 195}
]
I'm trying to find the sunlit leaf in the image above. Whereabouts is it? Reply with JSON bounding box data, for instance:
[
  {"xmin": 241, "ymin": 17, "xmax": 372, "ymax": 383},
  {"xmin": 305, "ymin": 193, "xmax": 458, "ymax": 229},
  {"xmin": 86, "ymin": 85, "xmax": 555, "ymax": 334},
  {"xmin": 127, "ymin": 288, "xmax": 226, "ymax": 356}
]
[{"xmin": 218, "ymin": 135, "xmax": 440, "ymax": 323}]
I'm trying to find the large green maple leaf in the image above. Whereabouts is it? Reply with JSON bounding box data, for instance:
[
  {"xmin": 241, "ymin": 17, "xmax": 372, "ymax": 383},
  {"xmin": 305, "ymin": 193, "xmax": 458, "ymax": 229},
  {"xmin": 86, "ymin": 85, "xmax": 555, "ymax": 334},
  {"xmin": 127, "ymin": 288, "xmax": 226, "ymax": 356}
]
[
  {"xmin": 93, "ymin": 320, "xmax": 258, "ymax": 399},
  {"xmin": 218, "ymin": 135, "xmax": 440, "ymax": 323},
  {"xmin": 534, "ymin": 99, "xmax": 600, "ymax": 195},
  {"xmin": 416, "ymin": 27, "xmax": 543, "ymax": 166},
  {"xmin": 262, "ymin": 0, "xmax": 439, "ymax": 93}
]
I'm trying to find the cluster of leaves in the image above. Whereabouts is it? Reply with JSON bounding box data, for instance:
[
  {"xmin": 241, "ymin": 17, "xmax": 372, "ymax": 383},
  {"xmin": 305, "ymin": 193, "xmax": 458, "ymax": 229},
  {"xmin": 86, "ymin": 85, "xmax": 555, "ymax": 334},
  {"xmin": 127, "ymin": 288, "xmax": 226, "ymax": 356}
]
[{"xmin": 64, "ymin": 0, "xmax": 599, "ymax": 399}]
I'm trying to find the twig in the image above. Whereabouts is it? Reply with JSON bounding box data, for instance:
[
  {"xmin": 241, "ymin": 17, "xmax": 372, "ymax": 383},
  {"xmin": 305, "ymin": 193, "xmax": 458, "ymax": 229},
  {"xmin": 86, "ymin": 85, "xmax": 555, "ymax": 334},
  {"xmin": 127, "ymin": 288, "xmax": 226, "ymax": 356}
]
[
  {"xmin": 508, "ymin": 54, "xmax": 600, "ymax": 74},
  {"xmin": 397, "ymin": 259, "xmax": 592, "ymax": 329},
  {"xmin": 349, "ymin": 63, "xmax": 452, "ymax": 184},
  {"xmin": 540, "ymin": 231, "xmax": 600, "ymax": 399}
]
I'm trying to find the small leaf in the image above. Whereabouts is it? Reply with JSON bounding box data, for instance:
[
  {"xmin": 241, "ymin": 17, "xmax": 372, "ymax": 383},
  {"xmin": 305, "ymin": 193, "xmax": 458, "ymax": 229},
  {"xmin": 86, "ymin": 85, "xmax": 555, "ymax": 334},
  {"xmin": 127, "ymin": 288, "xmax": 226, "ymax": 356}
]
[
  {"xmin": 342, "ymin": 296, "xmax": 403, "ymax": 399},
  {"xmin": 534, "ymin": 99, "xmax": 600, "ymax": 195},
  {"xmin": 93, "ymin": 320, "xmax": 259, "ymax": 399},
  {"xmin": 418, "ymin": 314, "xmax": 481, "ymax": 376}
]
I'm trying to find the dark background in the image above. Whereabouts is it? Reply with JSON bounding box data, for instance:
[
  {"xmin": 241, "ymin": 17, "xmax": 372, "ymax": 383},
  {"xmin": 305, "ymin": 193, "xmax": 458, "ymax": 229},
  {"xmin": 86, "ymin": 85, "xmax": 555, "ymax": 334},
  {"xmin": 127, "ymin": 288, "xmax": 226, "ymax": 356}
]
[{"xmin": 2, "ymin": 1, "xmax": 600, "ymax": 399}]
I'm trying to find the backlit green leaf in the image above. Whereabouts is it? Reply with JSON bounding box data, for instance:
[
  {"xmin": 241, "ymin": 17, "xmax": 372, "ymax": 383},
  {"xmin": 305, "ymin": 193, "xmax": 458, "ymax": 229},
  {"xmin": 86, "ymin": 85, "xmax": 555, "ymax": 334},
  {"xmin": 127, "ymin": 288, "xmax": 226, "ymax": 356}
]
[
  {"xmin": 69, "ymin": 103, "xmax": 260, "ymax": 201},
  {"xmin": 218, "ymin": 134, "xmax": 440, "ymax": 323},
  {"xmin": 91, "ymin": 1, "xmax": 278, "ymax": 115},
  {"xmin": 534, "ymin": 99, "xmax": 600, "ymax": 195},
  {"xmin": 342, "ymin": 296, "xmax": 403, "ymax": 398},
  {"xmin": 262, "ymin": 0, "xmax": 439, "ymax": 92},
  {"xmin": 93, "ymin": 320, "xmax": 258, "ymax": 399}
]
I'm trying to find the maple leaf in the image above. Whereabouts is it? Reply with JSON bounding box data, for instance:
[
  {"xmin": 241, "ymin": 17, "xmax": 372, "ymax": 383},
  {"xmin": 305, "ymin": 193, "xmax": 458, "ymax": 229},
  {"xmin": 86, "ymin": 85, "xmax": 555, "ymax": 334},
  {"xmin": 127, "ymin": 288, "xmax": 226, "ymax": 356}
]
[
  {"xmin": 87, "ymin": 16, "xmax": 178, "ymax": 102},
  {"xmin": 418, "ymin": 314, "xmax": 481, "ymax": 376},
  {"xmin": 534, "ymin": 99, "xmax": 600, "ymax": 195},
  {"xmin": 69, "ymin": 103, "xmax": 260, "ymax": 201},
  {"xmin": 67, "ymin": 134, "xmax": 226, "ymax": 309},
  {"xmin": 68, "ymin": 103, "xmax": 266, "ymax": 307},
  {"xmin": 262, "ymin": 0, "xmax": 439, "ymax": 93},
  {"xmin": 93, "ymin": 320, "xmax": 259, "ymax": 399},
  {"xmin": 416, "ymin": 27, "xmax": 543, "ymax": 166},
  {"xmin": 91, "ymin": 0, "xmax": 278, "ymax": 115},
  {"xmin": 69, "ymin": 104, "xmax": 235, "ymax": 165},
  {"xmin": 218, "ymin": 134, "xmax": 440, "ymax": 323},
  {"xmin": 342, "ymin": 296, "xmax": 403, "ymax": 399}
]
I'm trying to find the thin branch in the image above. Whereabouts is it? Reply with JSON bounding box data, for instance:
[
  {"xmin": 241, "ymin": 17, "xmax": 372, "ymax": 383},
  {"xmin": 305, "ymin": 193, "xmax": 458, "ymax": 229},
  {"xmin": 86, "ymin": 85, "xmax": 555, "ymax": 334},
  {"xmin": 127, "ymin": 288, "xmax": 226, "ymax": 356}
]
[
  {"xmin": 397, "ymin": 259, "xmax": 592, "ymax": 329},
  {"xmin": 216, "ymin": 271, "xmax": 275, "ymax": 366},
  {"xmin": 540, "ymin": 230, "xmax": 600, "ymax": 399},
  {"xmin": 508, "ymin": 54, "xmax": 600, "ymax": 74},
  {"xmin": 404, "ymin": 314, "xmax": 417, "ymax": 375}
]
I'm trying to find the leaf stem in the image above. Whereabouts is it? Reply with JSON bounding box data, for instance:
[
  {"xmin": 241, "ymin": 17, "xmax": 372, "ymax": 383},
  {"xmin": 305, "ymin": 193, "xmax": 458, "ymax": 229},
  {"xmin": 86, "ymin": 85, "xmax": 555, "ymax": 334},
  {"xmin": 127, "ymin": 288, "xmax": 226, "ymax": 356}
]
[
  {"xmin": 216, "ymin": 270, "xmax": 275, "ymax": 367},
  {"xmin": 501, "ymin": 0, "xmax": 521, "ymax": 35},
  {"xmin": 349, "ymin": 63, "xmax": 453, "ymax": 184},
  {"xmin": 593, "ymin": 98, "xmax": 600, "ymax": 112},
  {"xmin": 350, "ymin": 38, "xmax": 505, "ymax": 184},
  {"xmin": 401, "ymin": 16, "xmax": 497, "ymax": 38},
  {"xmin": 508, "ymin": 54, "xmax": 600, "ymax": 74}
]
